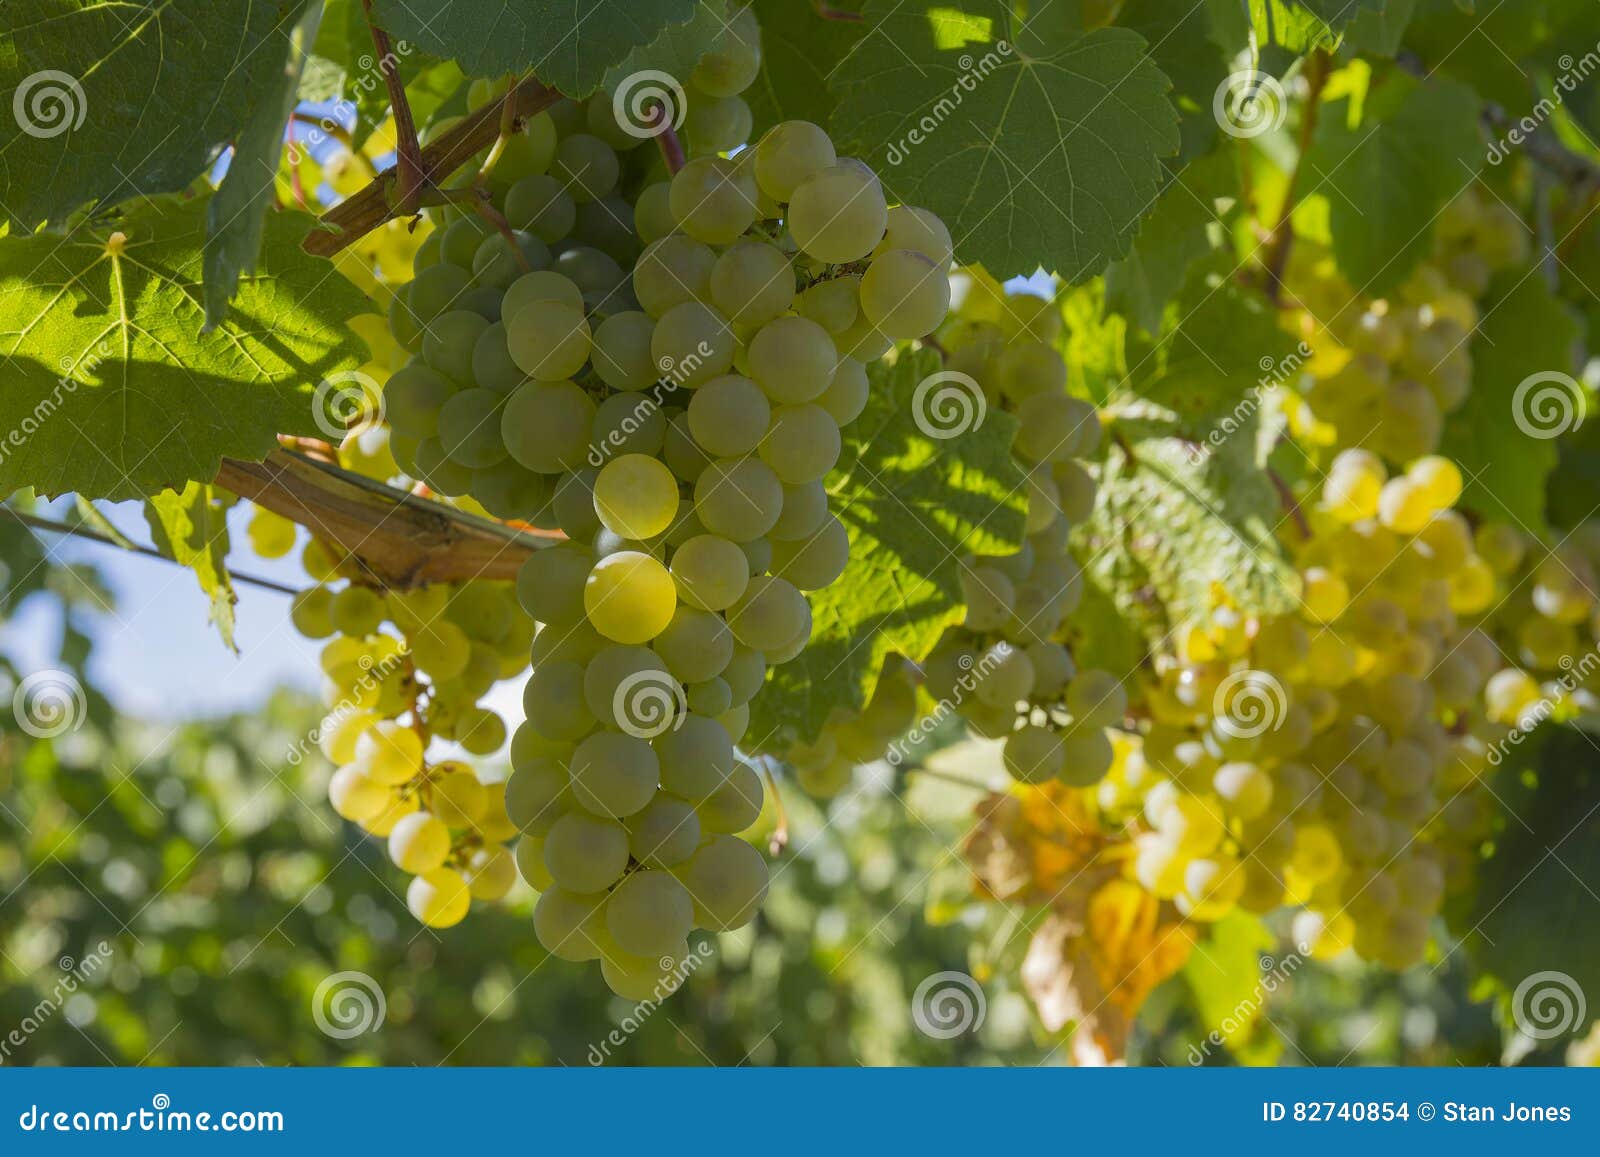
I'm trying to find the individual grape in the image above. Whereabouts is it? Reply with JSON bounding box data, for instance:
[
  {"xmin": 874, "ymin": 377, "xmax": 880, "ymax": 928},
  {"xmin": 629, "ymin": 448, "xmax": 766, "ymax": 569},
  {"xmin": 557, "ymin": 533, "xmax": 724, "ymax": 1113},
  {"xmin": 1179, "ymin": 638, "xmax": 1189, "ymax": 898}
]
[
  {"xmin": 771, "ymin": 515, "xmax": 849, "ymax": 590},
  {"xmin": 655, "ymin": 713, "xmax": 737, "ymax": 800},
  {"xmin": 555, "ymin": 245, "xmax": 626, "ymax": 308},
  {"xmin": 669, "ymin": 155, "xmax": 760, "ymax": 245},
  {"xmin": 632, "ymin": 235, "xmax": 716, "ymax": 318},
  {"xmin": 329, "ymin": 585, "xmax": 385, "ymax": 636},
  {"xmin": 878, "ymin": 205, "xmax": 954, "ymax": 266},
  {"xmin": 504, "ymin": 269, "xmax": 585, "ymax": 317},
  {"xmin": 569, "ymin": 729, "xmax": 660, "ymax": 818},
  {"xmin": 584, "ymin": 551, "xmax": 678, "ymax": 643},
  {"xmin": 725, "ymin": 575, "xmax": 808, "ymax": 651},
  {"xmin": 601, "ymin": 941, "xmax": 692, "ymax": 1001},
  {"xmin": 593, "ymin": 454, "xmax": 680, "ymax": 539},
  {"xmin": 759, "ymin": 405, "xmax": 841, "ymax": 484},
  {"xmin": 624, "ymin": 794, "xmax": 702, "ymax": 867},
  {"xmin": 543, "ymin": 810, "xmax": 630, "ymax": 892},
  {"xmin": 1003, "ymin": 726, "xmax": 1065, "ymax": 784},
  {"xmin": 517, "ymin": 543, "xmax": 593, "ymax": 626},
  {"xmin": 583, "ymin": 644, "xmax": 671, "ymax": 728},
  {"xmin": 816, "ymin": 357, "xmax": 869, "ymax": 426},
  {"xmin": 709, "ymin": 241, "xmax": 795, "ymax": 326},
  {"xmin": 552, "ymin": 133, "xmax": 620, "ymax": 203},
  {"xmin": 688, "ymin": 375, "xmax": 771, "ymax": 457},
  {"xmin": 523, "ymin": 660, "xmax": 598, "ymax": 741},
  {"xmin": 506, "ymin": 299, "xmax": 591, "ymax": 380},
  {"xmin": 677, "ymin": 835, "xmax": 767, "ymax": 930},
  {"xmin": 290, "ymin": 585, "xmax": 335, "ymax": 638},
  {"xmin": 787, "ymin": 163, "xmax": 888, "ymax": 263},
  {"xmin": 686, "ymin": 91, "xmax": 754, "ymax": 154},
  {"xmin": 515, "ymin": 835, "xmax": 554, "ymax": 891},
  {"xmin": 328, "ymin": 764, "xmax": 390, "ymax": 823},
  {"xmin": 505, "ymin": 174, "xmax": 578, "ymax": 242},
  {"xmin": 384, "ymin": 364, "xmax": 456, "ymax": 438},
  {"xmin": 663, "ymin": 412, "xmax": 714, "ymax": 484},
  {"xmin": 1065, "ymin": 669, "xmax": 1128, "ymax": 729},
  {"xmin": 693, "ymin": 457, "xmax": 784, "ymax": 541},
  {"xmin": 690, "ymin": 4, "xmax": 761, "ymax": 96},
  {"xmin": 408, "ymin": 867, "xmax": 472, "ymax": 928},
  {"xmin": 469, "ymin": 323, "xmax": 527, "ymax": 394},
  {"xmin": 534, "ymin": 888, "xmax": 608, "ymax": 961},
  {"xmin": 754, "ymin": 120, "xmax": 836, "ymax": 202},
  {"xmin": 799, "ymin": 275, "xmax": 861, "ymax": 335},
  {"xmin": 632, "ymin": 182, "xmax": 676, "ymax": 244},
  {"xmin": 769, "ymin": 480, "xmax": 829, "ymax": 542},
  {"xmin": 653, "ymin": 606, "xmax": 734, "ymax": 683},
  {"xmin": 437, "ymin": 388, "xmax": 509, "ymax": 468},
  {"xmin": 650, "ymin": 301, "xmax": 736, "ymax": 387},
  {"xmin": 748, "ymin": 316, "xmax": 836, "ymax": 403},
  {"xmin": 388, "ymin": 811, "xmax": 451, "ymax": 873},
  {"xmin": 591, "ymin": 390, "xmax": 668, "ymax": 460},
  {"xmin": 422, "ymin": 309, "xmax": 491, "ymax": 385},
  {"xmin": 698, "ymin": 759, "xmax": 763, "ymax": 832},
  {"xmin": 440, "ymin": 216, "xmax": 496, "ymax": 267},
  {"xmin": 505, "ymin": 756, "xmax": 573, "ymax": 836},
  {"xmin": 552, "ymin": 467, "xmax": 603, "ymax": 539},
  {"xmin": 859, "ymin": 248, "xmax": 950, "ymax": 339},
  {"xmin": 671, "ymin": 534, "xmax": 751, "ymax": 611},
  {"xmin": 591, "ymin": 311, "xmax": 659, "ymax": 391},
  {"xmin": 502, "ymin": 380, "xmax": 596, "ymax": 472},
  {"xmin": 429, "ymin": 764, "xmax": 489, "ymax": 826},
  {"xmin": 471, "ymin": 230, "xmax": 552, "ymax": 291},
  {"xmin": 355, "ymin": 720, "xmax": 424, "ymax": 786},
  {"xmin": 1057, "ymin": 727, "xmax": 1115, "ymax": 787},
  {"xmin": 1012, "ymin": 393, "xmax": 1097, "ymax": 464},
  {"xmin": 605, "ymin": 870, "xmax": 694, "ymax": 956},
  {"xmin": 462, "ymin": 845, "xmax": 517, "ymax": 901}
]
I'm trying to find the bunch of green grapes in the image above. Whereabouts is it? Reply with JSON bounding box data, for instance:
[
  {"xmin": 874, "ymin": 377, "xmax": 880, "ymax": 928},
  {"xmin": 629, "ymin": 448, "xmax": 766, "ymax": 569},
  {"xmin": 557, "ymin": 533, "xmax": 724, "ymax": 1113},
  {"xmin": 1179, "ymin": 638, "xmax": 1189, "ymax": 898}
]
[
  {"xmin": 1282, "ymin": 188, "xmax": 1528, "ymax": 463},
  {"xmin": 895, "ymin": 274, "xmax": 1127, "ymax": 788},
  {"xmin": 780, "ymin": 658, "xmax": 920, "ymax": 797},
  {"xmin": 364, "ymin": 12, "xmax": 957, "ymax": 997},
  {"xmin": 257, "ymin": 524, "xmax": 530, "ymax": 927},
  {"xmin": 1093, "ymin": 451, "xmax": 1519, "ymax": 968}
]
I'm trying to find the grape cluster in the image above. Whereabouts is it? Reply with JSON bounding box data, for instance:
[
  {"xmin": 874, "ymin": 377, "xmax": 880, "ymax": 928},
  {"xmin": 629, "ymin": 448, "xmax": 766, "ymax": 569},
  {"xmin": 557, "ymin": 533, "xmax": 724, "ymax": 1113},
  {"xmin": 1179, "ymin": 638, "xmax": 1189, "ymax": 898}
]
[
  {"xmin": 1282, "ymin": 188, "xmax": 1527, "ymax": 462},
  {"xmin": 283, "ymin": 542, "xmax": 532, "ymax": 926},
  {"xmin": 359, "ymin": 7, "xmax": 958, "ymax": 994},
  {"xmin": 780, "ymin": 658, "xmax": 919, "ymax": 797},
  {"xmin": 928, "ymin": 275, "xmax": 1123, "ymax": 784}
]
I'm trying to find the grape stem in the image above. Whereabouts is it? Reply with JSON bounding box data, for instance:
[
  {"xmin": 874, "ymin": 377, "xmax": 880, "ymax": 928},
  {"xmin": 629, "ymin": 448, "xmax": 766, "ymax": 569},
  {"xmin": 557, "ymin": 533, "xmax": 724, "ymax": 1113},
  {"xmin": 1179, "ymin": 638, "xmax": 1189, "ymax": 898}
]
[
  {"xmin": 303, "ymin": 75, "xmax": 561, "ymax": 257},
  {"xmin": 1261, "ymin": 50, "xmax": 1330, "ymax": 304},
  {"xmin": 1267, "ymin": 465, "xmax": 1310, "ymax": 539},
  {"xmin": 761, "ymin": 765, "xmax": 790, "ymax": 856},
  {"xmin": 361, "ymin": 0, "xmax": 425, "ymax": 214},
  {"xmin": 811, "ymin": 1, "xmax": 863, "ymax": 20},
  {"xmin": 650, "ymin": 103, "xmax": 687, "ymax": 175},
  {"xmin": 2, "ymin": 508, "xmax": 301, "ymax": 596}
]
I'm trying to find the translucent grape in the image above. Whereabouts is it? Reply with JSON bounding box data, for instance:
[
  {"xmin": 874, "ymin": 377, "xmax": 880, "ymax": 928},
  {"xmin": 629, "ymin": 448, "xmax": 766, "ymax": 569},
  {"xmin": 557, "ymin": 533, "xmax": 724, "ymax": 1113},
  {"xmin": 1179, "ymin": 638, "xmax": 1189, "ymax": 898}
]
[
  {"xmin": 593, "ymin": 453, "xmax": 680, "ymax": 539},
  {"xmin": 584, "ymin": 551, "xmax": 678, "ymax": 643}
]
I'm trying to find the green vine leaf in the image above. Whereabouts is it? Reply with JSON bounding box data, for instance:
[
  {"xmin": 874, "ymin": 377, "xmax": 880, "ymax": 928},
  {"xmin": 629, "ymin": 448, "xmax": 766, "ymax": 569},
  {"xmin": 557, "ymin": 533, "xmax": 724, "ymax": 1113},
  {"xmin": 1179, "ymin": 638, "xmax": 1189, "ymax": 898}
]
[
  {"xmin": 0, "ymin": 0, "xmax": 315, "ymax": 230},
  {"xmin": 368, "ymin": 0, "xmax": 699, "ymax": 97},
  {"xmin": 745, "ymin": 0, "xmax": 862, "ymax": 130},
  {"xmin": 0, "ymin": 196, "xmax": 371, "ymax": 502},
  {"xmin": 1073, "ymin": 399, "xmax": 1299, "ymax": 669},
  {"xmin": 1306, "ymin": 72, "xmax": 1483, "ymax": 294},
  {"xmin": 829, "ymin": 2, "xmax": 1180, "ymax": 280},
  {"xmin": 145, "ymin": 483, "xmax": 239, "ymax": 651},
  {"xmin": 749, "ymin": 348, "xmax": 1028, "ymax": 747},
  {"xmin": 205, "ymin": 0, "xmax": 324, "ymax": 328},
  {"xmin": 1441, "ymin": 271, "xmax": 1582, "ymax": 535},
  {"xmin": 603, "ymin": 0, "xmax": 728, "ymax": 91}
]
